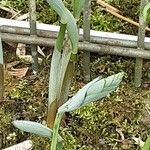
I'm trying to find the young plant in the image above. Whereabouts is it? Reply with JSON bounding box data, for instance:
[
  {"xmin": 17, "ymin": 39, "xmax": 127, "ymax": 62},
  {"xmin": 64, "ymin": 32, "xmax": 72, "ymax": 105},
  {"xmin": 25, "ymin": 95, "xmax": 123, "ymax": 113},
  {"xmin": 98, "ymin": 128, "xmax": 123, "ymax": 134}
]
[
  {"xmin": 12, "ymin": 0, "xmax": 124, "ymax": 150},
  {"xmin": 13, "ymin": 72, "xmax": 123, "ymax": 149}
]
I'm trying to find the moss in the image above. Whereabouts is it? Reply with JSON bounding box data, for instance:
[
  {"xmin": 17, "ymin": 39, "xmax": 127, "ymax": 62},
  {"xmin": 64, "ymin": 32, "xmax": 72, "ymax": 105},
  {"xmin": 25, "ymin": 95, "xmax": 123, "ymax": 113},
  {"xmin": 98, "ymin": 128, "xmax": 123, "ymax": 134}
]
[
  {"xmin": 67, "ymin": 86, "xmax": 144, "ymax": 149},
  {"xmin": 2, "ymin": 55, "xmax": 149, "ymax": 149}
]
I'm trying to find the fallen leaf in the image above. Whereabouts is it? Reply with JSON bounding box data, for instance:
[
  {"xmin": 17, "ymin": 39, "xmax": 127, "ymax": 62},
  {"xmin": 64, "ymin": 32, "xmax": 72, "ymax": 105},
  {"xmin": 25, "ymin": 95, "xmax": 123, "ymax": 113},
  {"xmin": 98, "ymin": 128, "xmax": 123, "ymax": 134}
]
[
  {"xmin": 6, "ymin": 61, "xmax": 20, "ymax": 69},
  {"xmin": 8, "ymin": 67, "xmax": 29, "ymax": 78}
]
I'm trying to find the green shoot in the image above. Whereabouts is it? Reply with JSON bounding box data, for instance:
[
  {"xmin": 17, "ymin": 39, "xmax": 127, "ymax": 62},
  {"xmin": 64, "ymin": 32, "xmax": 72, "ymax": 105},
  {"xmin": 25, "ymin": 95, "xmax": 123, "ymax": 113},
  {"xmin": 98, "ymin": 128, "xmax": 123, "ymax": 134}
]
[
  {"xmin": 12, "ymin": 1, "xmax": 124, "ymax": 150},
  {"xmin": 13, "ymin": 72, "xmax": 123, "ymax": 150}
]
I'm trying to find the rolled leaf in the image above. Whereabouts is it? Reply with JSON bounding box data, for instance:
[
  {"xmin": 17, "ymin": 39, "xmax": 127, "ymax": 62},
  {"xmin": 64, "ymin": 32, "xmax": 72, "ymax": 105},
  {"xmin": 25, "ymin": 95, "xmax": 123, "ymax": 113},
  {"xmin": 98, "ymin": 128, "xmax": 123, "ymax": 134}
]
[
  {"xmin": 48, "ymin": 47, "xmax": 62, "ymax": 105},
  {"xmin": 46, "ymin": 0, "xmax": 78, "ymax": 54},
  {"xmin": 46, "ymin": 0, "xmax": 68, "ymax": 24},
  {"xmin": 66, "ymin": 9, "xmax": 78, "ymax": 54},
  {"xmin": 83, "ymin": 72, "xmax": 123, "ymax": 105},
  {"xmin": 48, "ymin": 24, "xmax": 66, "ymax": 106},
  {"xmin": 13, "ymin": 120, "xmax": 62, "ymax": 142},
  {"xmin": 58, "ymin": 72, "xmax": 123, "ymax": 114},
  {"xmin": 143, "ymin": 2, "xmax": 150, "ymax": 22}
]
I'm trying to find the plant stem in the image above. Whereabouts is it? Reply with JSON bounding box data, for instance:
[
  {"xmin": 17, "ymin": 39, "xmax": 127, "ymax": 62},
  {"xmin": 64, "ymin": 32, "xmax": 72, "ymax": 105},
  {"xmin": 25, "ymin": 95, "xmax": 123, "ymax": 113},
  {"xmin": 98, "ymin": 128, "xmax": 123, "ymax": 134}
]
[{"xmin": 50, "ymin": 113, "xmax": 63, "ymax": 150}]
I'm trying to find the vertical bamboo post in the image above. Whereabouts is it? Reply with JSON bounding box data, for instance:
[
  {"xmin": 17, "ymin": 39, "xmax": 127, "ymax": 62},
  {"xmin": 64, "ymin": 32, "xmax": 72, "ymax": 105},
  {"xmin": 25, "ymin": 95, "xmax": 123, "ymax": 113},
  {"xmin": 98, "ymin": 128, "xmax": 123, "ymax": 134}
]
[
  {"xmin": 29, "ymin": 0, "xmax": 38, "ymax": 74},
  {"xmin": 134, "ymin": 0, "xmax": 148, "ymax": 87},
  {"xmin": 0, "ymin": 33, "xmax": 4, "ymax": 101},
  {"xmin": 83, "ymin": 0, "xmax": 91, "ymax": 82}
]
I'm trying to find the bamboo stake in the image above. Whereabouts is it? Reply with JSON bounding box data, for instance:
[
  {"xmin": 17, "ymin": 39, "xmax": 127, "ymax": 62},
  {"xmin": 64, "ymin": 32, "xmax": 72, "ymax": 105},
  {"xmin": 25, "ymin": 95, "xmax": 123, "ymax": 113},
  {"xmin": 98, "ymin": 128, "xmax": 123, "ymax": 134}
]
[
  {"xmin": 97, "ymin": 0, "xmax": 150, "ymax": 32},
  {"xmin": 0, "ymin": 33, "xmax": 4, "ymax": 101},
  {"xmin": 83, "ymin": 0, "xmax": 91, "ymax": 82},
  {"xmin": 1, "ymin": 33, "xmax": 150, "ymax": 59},
  {"xmin": 29, "ymin": 0, "xmax": 38, "ymax": 73},
  {"xmin": 134, "ymin": 0, "xmax": 148, "ymax": 87}
]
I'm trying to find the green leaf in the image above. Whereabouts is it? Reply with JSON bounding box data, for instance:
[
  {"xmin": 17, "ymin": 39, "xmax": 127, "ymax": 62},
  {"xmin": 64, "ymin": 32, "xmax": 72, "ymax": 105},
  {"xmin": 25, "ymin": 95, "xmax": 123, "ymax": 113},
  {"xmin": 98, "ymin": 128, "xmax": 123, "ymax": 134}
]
[
  {"xmin": 57, "ymin": 142, "xmax": 63, "ymax": 150},
  {"xmin": 13, "ymin": 120, "xmax": 62, "ymax": 142},
  {"xmin": 58, "ymin": 72, "xmax": 123, "ymax": 114},
  {"xmin": 143, "ymin": 2, "xmax": 150, "ymax": 22},
  {"xmin": 73, "ymin": 0, "xmax": 85, "ymax": 19},
  {"xmin": 66, "ymin": 9, "xmax": 78, "ymax": 54},
  {"xmin": 46, "ymin": 0, "xmax": 68, "ymax": 24},
  {"xmin": 83, "ymin": 72, "xmax": 123, "ymax": 105},
  {"xmin": 48, "ymin": 37, "xmax": 63, "ymax": 105}
]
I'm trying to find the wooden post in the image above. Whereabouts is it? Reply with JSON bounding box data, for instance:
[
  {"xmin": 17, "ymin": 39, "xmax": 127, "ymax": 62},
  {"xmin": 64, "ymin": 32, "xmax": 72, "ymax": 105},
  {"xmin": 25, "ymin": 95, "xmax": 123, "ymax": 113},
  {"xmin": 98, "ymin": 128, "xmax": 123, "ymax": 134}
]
[
  {"xmin": 83, "ymin": 0, "xmax": 91, "ymax": 82},
  {"xmin": 0, "ymin": 33, "xmax": 4, "ymax": 101},
  {"xmin": 29, "ymin": 0, "xmax": 38, "ymax": 74},
  {"xmin": 134, "ymin": 0, "xmax": 148, "ymax": 87}
]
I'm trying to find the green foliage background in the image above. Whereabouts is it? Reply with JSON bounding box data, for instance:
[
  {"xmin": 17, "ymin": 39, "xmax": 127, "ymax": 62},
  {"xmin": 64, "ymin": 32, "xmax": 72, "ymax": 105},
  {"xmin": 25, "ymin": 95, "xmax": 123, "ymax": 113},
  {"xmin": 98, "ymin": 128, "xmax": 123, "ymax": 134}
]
[{"xmin": 0, "ymin": 0, "xmax": 140, "ymax": 33}]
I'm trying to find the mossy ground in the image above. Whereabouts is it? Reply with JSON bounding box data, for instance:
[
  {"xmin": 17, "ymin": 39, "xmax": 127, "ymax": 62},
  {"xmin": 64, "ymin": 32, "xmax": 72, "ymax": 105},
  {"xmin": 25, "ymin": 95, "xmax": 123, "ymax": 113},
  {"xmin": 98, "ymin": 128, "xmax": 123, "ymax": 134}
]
[
  {"xmin": 0, "ymin": 0, "xmax": 150, "ymax": 149},
  {"xmin": 1, "ymin": 53, "xmax": 150, "ymax": 149}
]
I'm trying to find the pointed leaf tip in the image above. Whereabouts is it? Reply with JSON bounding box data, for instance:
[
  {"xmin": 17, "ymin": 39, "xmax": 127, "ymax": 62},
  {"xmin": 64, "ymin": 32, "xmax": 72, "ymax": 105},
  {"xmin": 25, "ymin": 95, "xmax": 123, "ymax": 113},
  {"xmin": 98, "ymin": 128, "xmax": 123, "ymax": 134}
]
[
  {"xmin": 13, "ymin": 120, "xmax": 62, "ymax": 142},
  {"xmin": 58, "ymin": 72, "xmax": 123, "ymax": 114}
]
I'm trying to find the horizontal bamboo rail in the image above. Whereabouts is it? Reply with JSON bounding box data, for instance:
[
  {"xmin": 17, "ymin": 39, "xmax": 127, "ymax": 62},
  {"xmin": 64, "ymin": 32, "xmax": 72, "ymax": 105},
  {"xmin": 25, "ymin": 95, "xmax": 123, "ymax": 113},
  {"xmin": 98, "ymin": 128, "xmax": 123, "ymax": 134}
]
[
  {"xmin": 1, "ymin": 32, "xmax": 150, "ymax": 59},
  {"xmin": 1, "ymin": 18, "xmax": 150, "ymax": 49},
  {"xmin": 2, "ymin": 25, "xmax": 150, "ymax": 50}
]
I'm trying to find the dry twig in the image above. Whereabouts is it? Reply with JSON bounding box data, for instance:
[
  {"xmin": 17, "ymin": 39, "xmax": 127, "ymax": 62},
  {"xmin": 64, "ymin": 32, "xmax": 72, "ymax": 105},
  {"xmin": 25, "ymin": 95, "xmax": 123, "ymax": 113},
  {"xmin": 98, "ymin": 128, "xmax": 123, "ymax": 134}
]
[{"xmin": 97, "ymin": 0, "xmax": 150, "ymax": 32}]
